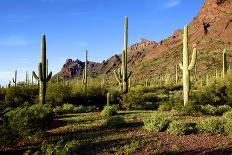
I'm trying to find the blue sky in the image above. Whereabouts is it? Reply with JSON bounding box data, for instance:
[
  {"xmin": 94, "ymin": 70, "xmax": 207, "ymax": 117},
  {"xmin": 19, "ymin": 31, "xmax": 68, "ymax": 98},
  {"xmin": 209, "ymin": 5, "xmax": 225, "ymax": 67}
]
[{"xmin": 0, "ymin": 0, "xmax": 204, "ymax": 86}]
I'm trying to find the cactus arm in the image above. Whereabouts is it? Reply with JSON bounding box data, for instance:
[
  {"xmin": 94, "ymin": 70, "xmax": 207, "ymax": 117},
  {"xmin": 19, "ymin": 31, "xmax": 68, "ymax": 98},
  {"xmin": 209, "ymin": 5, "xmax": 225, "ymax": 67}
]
[
  {"xmin": 179, "ymin": 63, "xmax": 183, "ymax": 70},
  {"xmin": 46, "ymin": 71, "xmax": 52, "ymax": 82},
  {"xmin": 114, "ymin": 69, "xmax": 122, "ymax": 84},
  {"xmin": 188, "ymin": 48, "xmax": 197, "ymax": 70},
  {"xmin": 126, "ymin": 71, "xmax": 132, "ymax": 81},
  {"xmin": 32, "ymin": 71, "xmax": 39, "ymax": 81}
]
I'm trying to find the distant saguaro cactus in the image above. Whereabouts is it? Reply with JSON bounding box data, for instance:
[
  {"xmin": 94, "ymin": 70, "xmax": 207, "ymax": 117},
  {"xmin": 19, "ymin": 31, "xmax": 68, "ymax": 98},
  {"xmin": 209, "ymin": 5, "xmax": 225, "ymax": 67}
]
[
  {"xmin": 179, "ymin": 26, "xmax": 197, "ymax": 106},
  {"xmin": 107, "ymin": 92, "xmax": 111, "ymax": 106},
  {"xmin": 82, "ymin": 50, "xmax": 88, "ymax": 96},
  {"xmin": 12, "ymin": 70, "xmax": 17, "ymax": 86},
  {"xmin": 25, "ymin": 71, "xmax": 29, "ymax": 84},
  {"xmin": 33, "ymin": 34, "xmax": 52, "ymax": 104},
  {"xmin": 223, "ymin": 49, "xmax": 227, "ymax": 78},
  {"xmin": 114, "ymin": 16, "xmax": 132, "ymax": 94}
]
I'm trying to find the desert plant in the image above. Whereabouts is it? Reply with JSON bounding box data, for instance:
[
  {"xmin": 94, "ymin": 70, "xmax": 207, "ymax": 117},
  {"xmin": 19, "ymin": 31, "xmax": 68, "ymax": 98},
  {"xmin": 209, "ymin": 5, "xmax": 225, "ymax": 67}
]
[
  {"xmin": 12, "ymin": 70, "xmax": 17, "ymax": 86},
  {"xmin": 223, "ymin": 110, "xmax": 232, "ymax": 119},
  {"xmin": 6, "ymin": 104, "xmax": 53, "ymax": 136},
  {"xmin": 179, "ymin": 25, "xmax": 197, "ymax": 106},
  {"xmin": 167, "ymin": 121, "xmax": 196, "ymax": 135},
  {"xmin": 143, "ymin": 113, "xmax": 171, "ymax": 132},
  {"xmin": 223, "ymin": 49, "xmax": 228, "ymax": 78},
  {"xmin": 82, "ymin": 50, "xmax": 88, "ymax": 96},
  {"xmin": 114, "ymin": 16, "xmax": 132, "ymax": 94},
  {"xmin": 101, "ymin": 104, "xmax": 118, "ymax": 117},
  {"xmin": 33, "ymin": 34, "xmax": 52, "ymax": 104},
  {"xmin": 197, "ymin": 118, "xmax": 224, "ymax": 134},
  {"xmin": 103, "ymin": 116, "xmax": 126, "ymax": 128}
]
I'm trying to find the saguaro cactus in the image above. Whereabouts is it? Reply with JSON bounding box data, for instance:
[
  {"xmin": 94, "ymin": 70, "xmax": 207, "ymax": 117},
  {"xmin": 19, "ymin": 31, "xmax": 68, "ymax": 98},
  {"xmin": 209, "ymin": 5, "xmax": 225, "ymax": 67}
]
[
  {"xmin": 25, "ymin": 72, "xmax": 29, "ymax": 84},
  {"xmin": 107, "ymin": 92, "xmax": 111, "ymax": 106},
  {"xmin": 33, "ymin": 34, "xmax": 52, "ymax": 104},
  {"xmin": 12, "ymin": 70, "xmax": 17, "ymax": 86},
  {"xmin": 114, "ymin": 16, "xmax": 132, "ymax": 94},
  {"xmin": 223, "ymin": 49, "xmax": 227, "ymax": 78},
  {"xmin": 31, "ymin": 71, "xmax": 34, "ymax": 85},
  {"xmin": 82, "ymin": 50, "xmax": 88, "ymax": 96},
  {"xmin": 179, "ymin": 26, "xmax": 197, "ymax": 106}
]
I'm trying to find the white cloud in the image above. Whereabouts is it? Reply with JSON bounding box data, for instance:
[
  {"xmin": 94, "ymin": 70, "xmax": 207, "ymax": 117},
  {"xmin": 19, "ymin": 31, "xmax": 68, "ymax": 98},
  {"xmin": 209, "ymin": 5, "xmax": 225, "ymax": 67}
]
[
  {"xmin": 162, "ymin": 0, "xmax": 181, "ymax": 9},
  {"xmin": 0, "ymin": 36, "xmax": 28, "ymax": 46}
]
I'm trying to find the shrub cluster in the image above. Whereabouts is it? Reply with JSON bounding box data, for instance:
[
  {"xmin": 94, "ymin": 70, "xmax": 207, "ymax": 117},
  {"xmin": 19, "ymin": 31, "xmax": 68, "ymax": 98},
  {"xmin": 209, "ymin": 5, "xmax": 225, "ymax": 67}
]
[
  {"xmin": 100, "ymin": 105, "xmax": 118, "ymax": 117},
  {"xmin": 6, "ymin": 104, "xmax": 53, "ymax": 136},
  {"xmin": 143, "ymin": 113, "xmax": 171, "ymax": 132},
  {"xmin": 196, "ymin": 118, "xmax": 224, "ymax": 134},
  {"xmin": 53, "ymin": 104, "xmax": 96, "ymax": 114},
  {"xmin": 167, "ymin": 121, "xmax": 196, "ymax": 136},
  {"xmin": 103, "ymin": 116, "xmax": 126, "ymax": 128}
]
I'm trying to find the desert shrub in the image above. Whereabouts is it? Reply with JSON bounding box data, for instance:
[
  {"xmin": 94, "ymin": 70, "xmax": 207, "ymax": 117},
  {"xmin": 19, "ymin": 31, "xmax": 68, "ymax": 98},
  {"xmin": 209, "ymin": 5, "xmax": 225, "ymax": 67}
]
[
  {"xmin": 5, "ymin": 85, "xmax": 38, "ymax": 107},
  {"xmin": 197, "ymin": 118, "xmax": 224, "ymax": 134},
  {"xmin": 6, "ymin": 104, "xmax": 53, "ymax": 136},
  {"xmin": 172, "ymin": 103, "xmax": 200, "ymax": 116},
  {"xmin": 46, "ymin": 84, "xmax": 72, "ymax": 106},
  {"xmin": 158, "ymin": 102, "xmax": 175, "ymax": 111},
  {"xmin": 217, "ymin": 105, "xmax": 231, "ymax": 115},
  {"xmin": 103, "ymin": 116, "xmax": 126, "ymax": 128},
  {"xmin": 224, "ymin": 120, "xmax": 232, "ymax": 135},
  {"xmin": 63, "ymin": 103, "xmax": 75, "ymax": 112},
  {"xmin": 167, "ymin": 121, "xmax": 196, "ymax": 136},
  {"xmin": 101, "ymin": 105, "xmax": 118, "ymax": 117},
  {"xmin": 223, "ymin": 110, "xmax": 232, "ymax": 119},
  {"xmin": 200, "ymin": 105, "xmax": 231, "ymax": 116},
  {"xmin": 41, "ymin": 141, "xmax": 68, "ymax": 155},
  {"xmin": 143, "ymin": 113, "xmax": 171, "ymax": 132},
  {"xmin": 53, "ymin": 106, "xmax": 63, "ymax": 114},
  {"xmin": 73, "ymin": 105, "xmax": 96, "ymax": 113},
  {"xmin": 121, "ymin": 88, "xmax": 160, "ymax": 110}
]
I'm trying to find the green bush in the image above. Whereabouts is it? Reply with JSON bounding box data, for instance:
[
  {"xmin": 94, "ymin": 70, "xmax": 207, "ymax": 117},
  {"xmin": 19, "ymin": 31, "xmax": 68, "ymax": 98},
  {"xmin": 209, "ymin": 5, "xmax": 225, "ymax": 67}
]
[
  {"xmin": 6, "ymin": 104, "xmax": 53, "ymax": 136},
  {"xmin": 46, "ymin": 84, "xmax": 72, "ymax": 106},
  {"xmin": 53, "ymin": 106, "xmax": 63, "ymax": 114},
  {"xmin": 197, "ymin": 118, "xmax": 224, "ymax": 134},
  {"xmin": 103, "ymin": 116, "xmax": 126, "ymax": 128},
  {"xmin": 224, "ymin": 120, "xmax": 232, "ymax": 135},
  {"xmin": 41, "ymin": 141, "xmax": 68, "ymax": 155},
  {"xmin": 167, "ymin": 121, "xmax": 196, "ymax": 136},
  {"xmin": 63, "ymin": 104, "xmax": 75, "ymax": 112},
  {"xmin": 143, "ymin": 113, "xmax": 171, "ymax": 132},
  {"xmin": 158, "ymin": 103, "xmax": 173, "ymax": 111},
  {"xmin": 224, "ymin": 110, "xmax": 232, "ymax": 119},
  {"xmin": 200, "ymin": 105, "xmax": 231, "ymax": 116},
  {"xmin": 172, "ymin": 103, "xmax": 200, "ymax": 116},
  {"xmin": 5, "ymin": 85, "xmax": 38, "ymax": 107},
  {"xmin": 101, "ymin": 105, "xmax": 118, "ymax": 117}
]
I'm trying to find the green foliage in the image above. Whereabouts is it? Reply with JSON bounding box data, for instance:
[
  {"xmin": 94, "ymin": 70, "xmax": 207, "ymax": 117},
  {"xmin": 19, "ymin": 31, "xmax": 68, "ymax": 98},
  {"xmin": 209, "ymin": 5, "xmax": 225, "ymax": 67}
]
[
  {"xmin": 121, "ymin": 87, "xmax": 159, "ymax": 110},
  {"xmin": 224, "ymin": 120, "xmax": 232, "ymax": 135},
  {"xmin": 200, "ymin": 105, "xmax": 231, "ymax": 115},
  {"xmin": 0, "ymin": 125, "xmax": 18, "ymax": 146},
  {"xmin": 41, "ymin": 141, "xmax": 68, "ymax": 155},
  {"xmin": 143, "ymin": 113, "xmax": 171, "ymax": 132},
  {"xmin": 62, "ymin": 103, "xmax": 75, "ymax": 112},
  {"xmin": 167, "ymin": 121, "xmax": 196, "ymax": 135},
  {"xmin": 223, "ymin": 110, "xmax": 232, "ymax": 119},
  {"xmin": 6, "ymin": 104, "xmax": 53, "ymax": 136},
  {"xmin": 53, "ymin": 106, "xmax": 63, "ymax": 114},
  {"xmin": 197, "ymin": 118, "xmax": 224, "ymax": 134},
  {"xmin": 103, "ymin": 116, "xmax": 126, "ymax": 128},
  {"xmin": 5, "ymin": 85, "xmax": 38, "ymax": 107},
  {"xmin": 46, "ymin": 83, "xmax": 72, "ymax": 106},
  {"xmin": 101, "ymin": 104, "xmax": 118, "ymax": 117}
]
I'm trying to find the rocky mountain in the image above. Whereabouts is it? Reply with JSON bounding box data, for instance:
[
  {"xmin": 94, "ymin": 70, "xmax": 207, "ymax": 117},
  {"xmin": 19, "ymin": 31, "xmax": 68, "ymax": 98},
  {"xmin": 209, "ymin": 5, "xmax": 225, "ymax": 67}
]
[{"xmin": 59, "ymin": 0, "xmax": 232, "ymax": 81}]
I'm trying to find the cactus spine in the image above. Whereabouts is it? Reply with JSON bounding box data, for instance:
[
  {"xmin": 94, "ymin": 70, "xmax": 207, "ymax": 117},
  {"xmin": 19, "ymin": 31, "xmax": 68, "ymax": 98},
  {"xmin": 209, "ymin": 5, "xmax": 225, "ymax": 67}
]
[
  {"xmin": 114, "ymin": 16, "xmax": 132, "ymax": 94},
  {"xmin": 12, "ymin": 70, "xmax": 17, "ymax": 86},
  {"xmin": 223, "ymin": 49, "xmax": 227, "ymax": 78},
  {"xmin": 82, "ymin": 50, "xmax": 88, "ymax": 96},
  {"xmin": 32, "ymin": 34, "xmax": 52, "ymax": 104},
  {"xmin": 107, "ymin": 92, "xmax": 111, "ymax": 106},
  {"xmin": 179, "ymin": 26, "xmax": 197, "ymax": 106}
]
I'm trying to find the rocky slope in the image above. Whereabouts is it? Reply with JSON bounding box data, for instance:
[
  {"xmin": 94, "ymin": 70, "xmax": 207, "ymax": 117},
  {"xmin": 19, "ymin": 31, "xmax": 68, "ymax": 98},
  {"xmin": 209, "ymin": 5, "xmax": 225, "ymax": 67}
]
[{"xmin": 59, "ymin": 0, "xmax": 232, "ymax": 81}]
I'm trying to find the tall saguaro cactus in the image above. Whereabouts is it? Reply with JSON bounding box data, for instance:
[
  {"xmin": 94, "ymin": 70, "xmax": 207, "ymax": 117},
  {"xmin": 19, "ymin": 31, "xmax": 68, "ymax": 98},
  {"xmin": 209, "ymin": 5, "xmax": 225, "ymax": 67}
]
[
  {"xmin": 223, "ymin": 49, "xmax": 227, "ymax": 78},
  {"xmin": 12, "ymin": 70, "xmax": 17, "ymax": 86},
  {"xmin": 114, "ymin": 16, "xmax": 132, "ymax": 94},
  {"xmin": 179, "ymin": 26, "xmax": 197, "ymax": 106},
  {"xmin": 32, "ymin": 34, "xmax": 52, "ymax": 104},
  {"xmin": 82, "ymin": 50, "xmax": 88, "ymax": 96}
]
